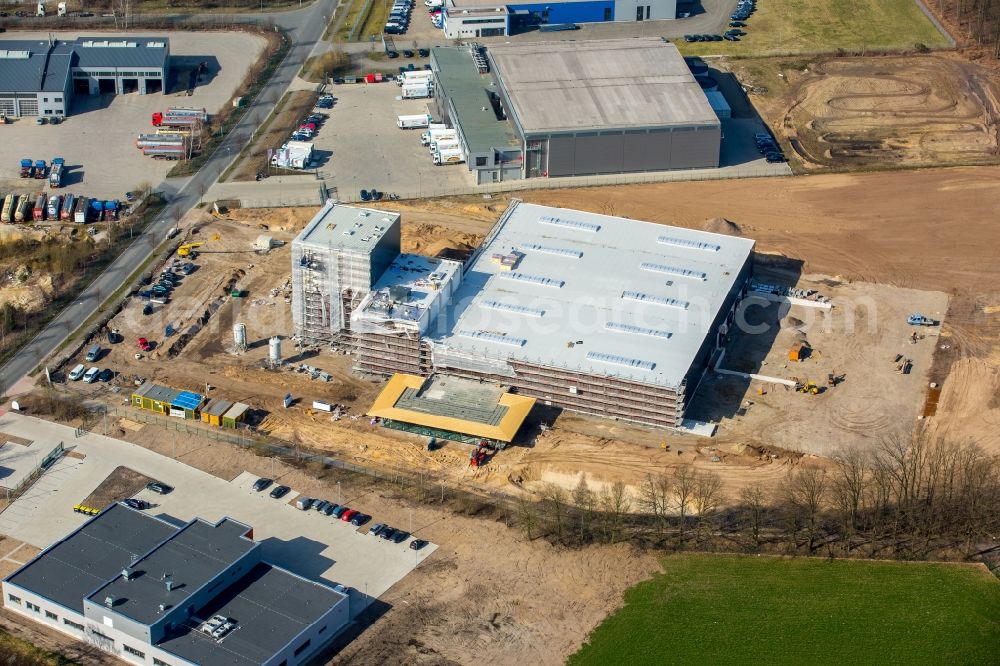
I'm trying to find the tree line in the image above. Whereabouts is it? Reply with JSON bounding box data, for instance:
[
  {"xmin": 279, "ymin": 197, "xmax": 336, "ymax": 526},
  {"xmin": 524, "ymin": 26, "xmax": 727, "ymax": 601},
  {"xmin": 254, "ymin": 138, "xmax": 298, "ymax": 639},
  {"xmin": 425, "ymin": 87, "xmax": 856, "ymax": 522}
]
[
  {"xmin": 515, "ymin": 433, "xmax": 1000, "ymax": 565},
  {"xmin": 938, "ymin": 0, "xmax": 1000, "ymax": 56}
]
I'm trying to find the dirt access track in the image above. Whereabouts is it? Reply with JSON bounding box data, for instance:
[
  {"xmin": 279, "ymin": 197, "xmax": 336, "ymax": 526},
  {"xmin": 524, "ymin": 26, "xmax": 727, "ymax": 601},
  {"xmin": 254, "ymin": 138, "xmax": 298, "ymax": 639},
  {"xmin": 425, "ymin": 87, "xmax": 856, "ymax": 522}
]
[{"xmin": 729, "ymin": 53, "xmax": 1000, "ymax": 170}]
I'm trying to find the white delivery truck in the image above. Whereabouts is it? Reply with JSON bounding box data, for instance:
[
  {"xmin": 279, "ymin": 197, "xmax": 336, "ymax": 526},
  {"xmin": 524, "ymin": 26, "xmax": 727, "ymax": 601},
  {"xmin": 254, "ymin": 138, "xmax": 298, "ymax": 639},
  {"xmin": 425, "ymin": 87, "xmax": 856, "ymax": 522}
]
[
  {"xmin": 401, "ymin": 70, "xmax": 434, "ymax": 86},
  {"xmin": 431, "ymin": 139, "xmax": 460, "ymax": 154},
  {"xmin": 434, "ymin": 147, "xmax": 465, "ymax": 166},
  {"xmin": 420, "ymin": 125, "xmax": 450, "ymax": 145},
  {"xmin": 424, "ymin": 129, "xmax": 456, "ymax": 147},
  {"xmin": 397, "ymin": 114, "xmax": 432, "ymax": 129},
  {"xmin": 271, "ymin": 141, "xmax": 314, "ymax": 169},
  {"xmin": 402, "ymin": 82, "xmax": 431, "ymax": 99}
]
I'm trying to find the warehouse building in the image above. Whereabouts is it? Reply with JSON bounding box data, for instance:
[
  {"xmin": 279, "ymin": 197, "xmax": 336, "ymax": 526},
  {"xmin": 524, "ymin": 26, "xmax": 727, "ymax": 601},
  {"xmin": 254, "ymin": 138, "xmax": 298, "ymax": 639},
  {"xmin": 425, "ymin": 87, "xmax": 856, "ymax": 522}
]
[
  {"xmin": 430, "ymin": 39, "xmax": 721, "ymax": 184},
  {"xmin": 0, "ymin": 37, "xmax": 169, "ymax": 118},
  {"xmin": 3, "ymin": 502, "xmax": 349, "ymax": 666},
  {"xmin": 294, "ymin": 201, "xmax": 754, "ymax": 429},
  {"xmin": 441, "ymin": 0, "xmax": 677, "ymax": 39}
]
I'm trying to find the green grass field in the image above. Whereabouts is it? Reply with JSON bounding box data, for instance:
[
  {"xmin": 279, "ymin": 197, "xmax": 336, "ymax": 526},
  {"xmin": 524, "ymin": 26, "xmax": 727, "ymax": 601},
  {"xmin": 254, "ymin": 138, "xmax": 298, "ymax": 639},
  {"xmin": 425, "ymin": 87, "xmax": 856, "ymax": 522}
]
[
  {"xmin": 678, "ymin": 0, "xmax": 951, "ymax": 57},
  {"xmin": 569, "ymin": 554, "xmax": 1000, "ymax": 665}
]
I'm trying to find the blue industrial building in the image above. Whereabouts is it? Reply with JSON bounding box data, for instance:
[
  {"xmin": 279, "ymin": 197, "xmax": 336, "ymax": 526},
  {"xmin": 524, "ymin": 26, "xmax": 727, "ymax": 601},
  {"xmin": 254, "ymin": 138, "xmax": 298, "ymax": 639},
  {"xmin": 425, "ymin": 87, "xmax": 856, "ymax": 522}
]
[{"xmin": 441, "ymin": 0, "xmax": 676, "ymax": 39}]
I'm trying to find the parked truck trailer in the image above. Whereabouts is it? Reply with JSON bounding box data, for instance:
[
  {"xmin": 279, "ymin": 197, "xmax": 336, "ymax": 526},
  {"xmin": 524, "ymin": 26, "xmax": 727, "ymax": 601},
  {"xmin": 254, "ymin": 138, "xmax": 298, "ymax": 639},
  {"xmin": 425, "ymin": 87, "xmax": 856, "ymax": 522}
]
[
  {"xmin": 74, "ymin": 197, "xmax": 89, "ymax": 223},
  {"xmin": 1, "ymin": 194, "xmax": 14, "ymax": 223},
  {"xmin": 48, "ymin": 157, "xmax": 65, "ymax": 188},
  {"xmin": 32, "ymin": 194, "xmax": 46, "ymax": 221},
  {"xmin": 15, "ymin": 194, "xmax": 31, "ymax": 223},
  {"xmin": 397, "ymin": 114, "xmax": 432, "ymax": 129},
  {"xmin": 60, "ymin": 193, "xmax": 76, "ymax": 220}
]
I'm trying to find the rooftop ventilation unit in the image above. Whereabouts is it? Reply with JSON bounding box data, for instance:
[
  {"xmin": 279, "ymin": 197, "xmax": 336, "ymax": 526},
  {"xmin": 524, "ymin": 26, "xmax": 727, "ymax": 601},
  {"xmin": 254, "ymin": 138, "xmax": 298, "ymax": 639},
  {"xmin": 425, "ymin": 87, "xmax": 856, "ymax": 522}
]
[
  {"xmin": 538, "ymin": 215, "xmax": 600, "ymax": 233},
  {"xmin": 586, "ymin": 351, "xmax": 656, "ymax": 371},
  {"xmin": 605, "ymin": 321, "xmax": 672, "ymax": 339},
  {"xmin": 656, "ymin": 236, "xmax": 721, "ymax": 252},
  {"xmin": 622, "ymin": 291, "xmax": 689, "ymax": 310},
  {"xmin": 480, "ymin": 300, "xmax": 545, "ymax": 318},
  {"xmin": 639, "ymin": 262, "xmax": 707, "ymax": 280},
  {"xmin": 458, "ymin": 329, "xmax": 527, "ymax": 347},
  {"xmin": 523, "ymin": 243, "xmax": 583, "ymax": 259},
  {"xmin": 500, "ymin": 272, "xmax": 564, "ymax": 288}
]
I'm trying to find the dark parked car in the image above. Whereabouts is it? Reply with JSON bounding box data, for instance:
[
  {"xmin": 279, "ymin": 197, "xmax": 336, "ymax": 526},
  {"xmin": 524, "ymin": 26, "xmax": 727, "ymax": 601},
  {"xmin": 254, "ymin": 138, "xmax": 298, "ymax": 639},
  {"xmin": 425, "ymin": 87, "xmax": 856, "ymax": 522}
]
[
  {"xmin": 351, "ymin": 513, "xmax": 370, "ymax": 526},
  {"xmin": 269, "ymin": 485, "xmax": 291, "ymax": 499},
  {"xmin": 369, "ymin": 522, "xmax": 386, "ymax": 536},
  {"xmin": 333, "ymin": 506, "xmax": 349, "ymax": 519},
  {"xmin": 391, "ymin": 530, "xmax": 410, "ymax": 544},
  {"xmin": 313, "ymin": 499, "xmax": 330, "ymax": 513},
  {"xmin": 97, "ymin": 368, "xmax": 113, "ymax": 382},
  {"xmin": 379, "ymin": 526, "xmax": 397, "ymax": 540},
  {"xmin": 146, "ymin": 481, "xmax": 173, "ymax": 495},
  {"xmin": 684, "ymin": 34, "xmax": 695, "ymax": 42},
  {"xmin": 418, "ymin": 48, "xmax": 429, "ymax": 57},
  {"xmin": 409, "ymin": 539, "xmax": 428, "ymax": 550},
  {"xmin": 122, "ymin": 498, "xmax": 150, "ymax": 510},
  {"xmin": 253, "ymin": 477, "xmax": 273, "ymax": 492},
  {"xmin": 324, "ymin": 503, "xmax": 338, "ymax": 516},
  {"xmin": 386, "ymin": 50, "xmax": 399, "ymax": 58},
  {"xmin": 730, "ymin": 20, "xmax": 747, "ymax": 27},
  {"xmin": 403, "ymin": 50, "xmax": 414, "ymax": 58},
  {"xmin": 724, "ymin": 34, "xmax": 739, "ymax": 41}
]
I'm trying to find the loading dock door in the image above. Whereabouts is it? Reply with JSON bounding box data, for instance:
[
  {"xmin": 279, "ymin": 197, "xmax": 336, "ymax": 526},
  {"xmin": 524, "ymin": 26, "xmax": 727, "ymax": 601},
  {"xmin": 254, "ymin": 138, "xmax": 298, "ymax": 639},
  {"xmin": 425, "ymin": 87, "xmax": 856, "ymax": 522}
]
[
  {"xmin": 0, "ymin": 98, "xmax": 14, "ymax": 116},
  {"xmin": 18, "ymin": 99, "xmax": 38, "ymax": 116},
  {"xmin": 145, "ymin": 78, "xmax": 162, "ymax": 94},
  {"xmin": 98, "ymin": 78, "xmax": 116, "ymax": 94},
  {"xmin": 73, "ymin": 79, "xmax": 90, "ymax": 94}
]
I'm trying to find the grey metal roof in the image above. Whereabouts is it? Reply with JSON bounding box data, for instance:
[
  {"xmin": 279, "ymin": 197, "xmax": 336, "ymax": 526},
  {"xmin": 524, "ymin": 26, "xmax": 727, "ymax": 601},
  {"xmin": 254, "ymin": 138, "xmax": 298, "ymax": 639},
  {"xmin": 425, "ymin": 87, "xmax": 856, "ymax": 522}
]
[
  {"xmin": 431, "ymin": 46, "xmax": 520, "ymax": 154},
  {"xmin": 87, "ymin": 517, "xmax": 257, "ymax": 626},
  {"xmin": 71, "ymin": 37, "xmax": 169, "ymax": 70},
  {"xmin": 204, "ymin": 398, "xmax": 233, "ymax": 417},
  {"xmin": 295, "ymin": 201, "xmax": 400, "ymax": 254},
  {"xmin": 157, "ymin": 563, "xmax": 346, "ymax": 666},
  {"xmin": 134, "ymin": 382, "xmax": 179, "ymax": 404},
  {"xmin": 4, "ymin": 503, "xmax": 178, "ymax": 613},
  {"xmin": 487, "ymin": 38, "xmax": 720, "ymax": 134},
  {"xmin": 430, "ymin": 202, "xmax": 755, "ymax": 388},
  {"xmin": 0, "ymin": 40, "xmax": 74, "ymax": 93}
]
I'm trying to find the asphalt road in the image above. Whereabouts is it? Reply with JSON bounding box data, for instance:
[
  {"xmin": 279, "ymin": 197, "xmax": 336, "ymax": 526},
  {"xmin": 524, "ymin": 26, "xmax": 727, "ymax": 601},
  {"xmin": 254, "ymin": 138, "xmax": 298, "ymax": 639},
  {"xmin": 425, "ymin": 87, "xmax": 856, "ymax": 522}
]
[{"xmin": 0, "ymin": 0, "xmax": 336, "ymax": 396}]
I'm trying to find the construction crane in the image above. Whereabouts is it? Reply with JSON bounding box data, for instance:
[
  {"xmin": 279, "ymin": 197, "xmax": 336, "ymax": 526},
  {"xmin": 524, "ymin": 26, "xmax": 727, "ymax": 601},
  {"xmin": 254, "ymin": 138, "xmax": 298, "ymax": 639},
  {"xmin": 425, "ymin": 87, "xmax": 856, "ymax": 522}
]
[{"xmin": 177, "ymin": 233, "xmax": 220, "ymax": 257}]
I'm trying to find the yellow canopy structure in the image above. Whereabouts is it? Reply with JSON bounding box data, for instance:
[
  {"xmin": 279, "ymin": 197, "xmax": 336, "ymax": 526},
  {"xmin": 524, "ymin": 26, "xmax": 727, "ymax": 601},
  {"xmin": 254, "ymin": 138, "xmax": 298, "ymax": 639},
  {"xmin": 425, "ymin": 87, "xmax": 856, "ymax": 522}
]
[{"xmin": 368, "ymin": 374, "xmax": 535, "ymax": 443}]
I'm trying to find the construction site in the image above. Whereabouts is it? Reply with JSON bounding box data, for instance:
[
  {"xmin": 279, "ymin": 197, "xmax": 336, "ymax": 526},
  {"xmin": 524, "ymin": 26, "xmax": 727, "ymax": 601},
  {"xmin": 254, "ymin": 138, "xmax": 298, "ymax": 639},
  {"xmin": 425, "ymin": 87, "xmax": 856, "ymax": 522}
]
[{"xmin": 46, "ymin": 164, "xmax": 994, "ymax": 504}]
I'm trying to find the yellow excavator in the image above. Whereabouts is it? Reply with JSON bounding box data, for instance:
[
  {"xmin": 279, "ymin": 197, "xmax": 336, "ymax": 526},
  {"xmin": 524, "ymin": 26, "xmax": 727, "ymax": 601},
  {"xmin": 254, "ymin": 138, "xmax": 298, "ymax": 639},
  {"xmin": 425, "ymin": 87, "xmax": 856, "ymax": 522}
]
[{"xmin": 177, "ymin": 233, "xmax": 220, "ymax": 258}]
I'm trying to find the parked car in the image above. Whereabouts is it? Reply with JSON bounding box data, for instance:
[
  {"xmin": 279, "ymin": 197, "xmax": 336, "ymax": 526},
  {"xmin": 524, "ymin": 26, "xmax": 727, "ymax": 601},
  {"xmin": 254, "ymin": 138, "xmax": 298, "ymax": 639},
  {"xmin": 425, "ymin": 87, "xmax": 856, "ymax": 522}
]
[
  {"xmin": 332, "ymin": 505, "xmax": 349, "ymax": 519},
  {"xmin": 313, "ymin": 499, "xmax": 330, "ymax": 513},
  {"xmin": 730, "ymin": 20, "xmax": 747, "ymax": 27},
  {"xmin": 269, "ymin": 485, "xmax": 291, "ymax": 499},
  {"xmin": 68, "ymin": 363, "xmax": 86, "ymax": 381},
  {"xmin": 724, "ymin": 34, "xmax": 739, "ymax": 41},
  {"xmin": 83, "ymin": 367, "xmax": 100, "ymax": 383},
  {"xmin": 97, "ymin": 368, "xmax": 114, "ymax": 382},
  {"xmin": 418, "ymin": 48, "xmax": 429, "ymax": 57},
  {"xmin": 122, "ymin": 498, "xmax": 151, "ymax": 510},
  {"xmin": 409, "ymin": 538, "xmax": 428, "ymax": 550},
  {"xmin": 323, "ymin": 503, "xmax": 338, "ymax": 516},
  {"xmin": 351, "ymin": 512, "xmax": 370, "ymax": 526},
  {"xmin": 295, "ymin": 497, "xmax": 314, "ymax": 511},
  {"xmin": 181, "ymin": 262, "xmax": 195, "ymax": 275},
  {"xmin": 253, "ymin": 477, "xmax": 273, "ymax": 492},
  {"xmin": 369, "ymin": 522, "xmax": 386, "ymax": 536},
  {"xmin": 137, "ymin": 337, "xmax": 153, "ymax": 352},
  {"xmin": 341, "ymin": 509, "xmax": 358, "ymax": 522},
  {"xmin": 391, "ymin": 530, "xmax": 410, "ymax": 544},
  {"xmin": 379, "ymin": 527, "xmax": 398, "ymax": 540},
  {"xmin": 146, "ymin": 481, "xmax": 173, "ymax": 495}
]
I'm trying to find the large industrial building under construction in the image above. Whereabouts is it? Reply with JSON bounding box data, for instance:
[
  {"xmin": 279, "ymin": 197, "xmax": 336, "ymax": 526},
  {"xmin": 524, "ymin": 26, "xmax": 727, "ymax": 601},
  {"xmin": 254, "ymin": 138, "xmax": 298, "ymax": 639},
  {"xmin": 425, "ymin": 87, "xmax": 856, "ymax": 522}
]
[{"xmin": 292, "ymin": 200, "xmax": 754, "ymax": 430}]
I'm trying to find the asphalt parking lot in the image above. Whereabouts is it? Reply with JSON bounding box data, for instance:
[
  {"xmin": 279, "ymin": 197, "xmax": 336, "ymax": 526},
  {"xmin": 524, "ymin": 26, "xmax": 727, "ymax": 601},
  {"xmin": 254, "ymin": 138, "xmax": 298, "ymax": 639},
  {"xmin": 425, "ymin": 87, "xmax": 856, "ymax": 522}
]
[
  {"xmin": 0, "ymin": 413, "xmax": 433, "ymax": 616},
  {"xmin": 0, "ymin": 31, "xmax": 266, "ymax": 201},
  {"xmin": 316, "ymin": 82, "xmax": 475, "ymax": 200}
]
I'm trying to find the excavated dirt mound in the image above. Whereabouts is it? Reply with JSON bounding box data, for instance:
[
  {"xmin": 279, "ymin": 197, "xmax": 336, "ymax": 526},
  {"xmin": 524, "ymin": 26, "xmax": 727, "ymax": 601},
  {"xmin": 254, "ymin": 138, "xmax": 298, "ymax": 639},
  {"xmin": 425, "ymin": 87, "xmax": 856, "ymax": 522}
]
[{"xmin": 703, "ymin": 217, "xmax": 743, "ymax": 236}]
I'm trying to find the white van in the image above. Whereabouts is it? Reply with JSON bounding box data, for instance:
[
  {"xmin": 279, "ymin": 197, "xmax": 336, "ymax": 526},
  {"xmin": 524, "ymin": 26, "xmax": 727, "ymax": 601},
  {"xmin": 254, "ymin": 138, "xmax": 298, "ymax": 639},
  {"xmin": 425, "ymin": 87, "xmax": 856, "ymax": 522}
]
[
  {"xmin": 83, "ymin": 367, "xmax": 100, "ymax": 383},
  {"xmin": 68, "ymin": 364, "xmax": 86, "ymax": 381}
]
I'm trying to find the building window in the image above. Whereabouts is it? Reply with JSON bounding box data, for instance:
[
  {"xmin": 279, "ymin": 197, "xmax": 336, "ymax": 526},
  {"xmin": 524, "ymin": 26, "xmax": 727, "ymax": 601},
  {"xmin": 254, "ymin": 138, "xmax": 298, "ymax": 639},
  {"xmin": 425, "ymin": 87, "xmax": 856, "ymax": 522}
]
[
  {"xmin": 43, "ymin": 97, "xmax": 48, "ymax": 102},
  {"xmin": 475, "ymin": 156, "xmax": 487, "ymax": 167},
  {"xmin": 63, "ymin": 618, "xmax": 84, "ymax": 631},
  {"xmin": 153, "ymin": 659, "xmax": 172, "ymax": 666},
  {"xmin": 293, "ymin": 639, "xmax": 311, "ymax": 657},
  {"xmin": 123, "ymin": 645, "xmax": 145, "ymax": 658},
  {"xmin": 646, "ymin": 6, "xmax": 651, "ymax": 19},
  {"xmin": 54, "ymin": 97, "xmax": 62, "ymax": 103},
  {"xmin": 7, "ymin": 594, "xmax": 21, "ymax": 605},
  {"xmin": 604, "ymin": 7, "xmax": 611, "ymax": 20},
  {"xmin": 26, "ymin": 602, "xmax": 40, "ymax": 612},
  {"xmin": 45, "ymin": 610, "xmax": 58, "ymax": 620},
  {"xmin": 90, "ymin": 629, "xmax": 113, "ymax": 644}
]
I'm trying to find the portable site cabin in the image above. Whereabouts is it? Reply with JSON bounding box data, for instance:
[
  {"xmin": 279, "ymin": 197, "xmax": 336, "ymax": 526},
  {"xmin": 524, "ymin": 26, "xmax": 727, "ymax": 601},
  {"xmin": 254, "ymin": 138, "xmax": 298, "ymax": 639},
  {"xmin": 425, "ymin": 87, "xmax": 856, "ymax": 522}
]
[
  {"xmin": 201, "ymin": 398, "xmax": 233, "ymax": 426},
  {"xmin": 221, "ymin": 402, "xmax": 249, "ymax": 429},
  {"xmin": 131, "ymin": 382, "xmax": 179, "ymax": 416},
  {"xmin": 169, "ymin": 390, "xmax": 204, "ymax": 419},
  {"xmin": 788, "ymin": 343, "xmax": 809, "ymax": 362}
]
